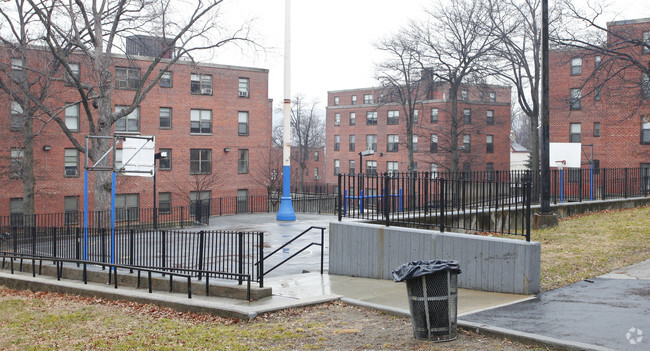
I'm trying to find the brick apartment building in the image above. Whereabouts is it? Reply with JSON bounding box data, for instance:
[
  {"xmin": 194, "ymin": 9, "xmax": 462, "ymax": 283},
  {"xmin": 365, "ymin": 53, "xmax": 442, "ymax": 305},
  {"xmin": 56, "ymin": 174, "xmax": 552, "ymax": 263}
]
[
  {"xmin": 269, "ymin": 146, "xmax": 326, "ymax": 192},
  {"xmin": 1, "ymin": 45, "xmax": 273, "ymax": 217},
  {"xmin": 549, "ymin": 17, "xmax": 650, "ymax": 173},
  {"xmin": 324, "ymin": 83, "xmax": 512, "ymax": 185}
]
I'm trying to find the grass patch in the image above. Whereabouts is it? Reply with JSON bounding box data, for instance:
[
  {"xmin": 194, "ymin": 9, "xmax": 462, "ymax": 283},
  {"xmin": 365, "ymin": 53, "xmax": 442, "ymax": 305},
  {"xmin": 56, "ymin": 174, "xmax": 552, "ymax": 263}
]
[{"xmin": 533, "ymin": 207, "xmax": 650, "ymax": 291}]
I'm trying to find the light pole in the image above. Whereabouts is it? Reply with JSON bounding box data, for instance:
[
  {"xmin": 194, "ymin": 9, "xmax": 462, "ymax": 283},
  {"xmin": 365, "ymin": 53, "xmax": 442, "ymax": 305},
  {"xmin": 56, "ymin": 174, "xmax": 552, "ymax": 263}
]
[
  {"xmin": 153, "ymin": 150, "xmax": 167, "ymax": 230},
  {"xmin": 359, "ymin": 149, "xmax": 375, "ymax": 172}
]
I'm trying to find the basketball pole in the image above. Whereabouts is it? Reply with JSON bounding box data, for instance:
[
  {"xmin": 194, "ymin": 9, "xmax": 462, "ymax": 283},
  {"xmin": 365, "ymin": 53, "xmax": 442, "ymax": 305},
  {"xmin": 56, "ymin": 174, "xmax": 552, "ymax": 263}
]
[{"xmin": 277, "ymin": 0, "xmax": 296, "ymax": 221}]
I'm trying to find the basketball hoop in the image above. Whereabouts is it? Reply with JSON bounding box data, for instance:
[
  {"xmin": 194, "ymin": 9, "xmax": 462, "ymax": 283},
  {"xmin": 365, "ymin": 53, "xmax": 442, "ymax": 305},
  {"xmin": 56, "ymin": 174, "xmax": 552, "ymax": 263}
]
[{"xmin": 554, "ymin": 160, "xmax": 566, "ymax": 170}]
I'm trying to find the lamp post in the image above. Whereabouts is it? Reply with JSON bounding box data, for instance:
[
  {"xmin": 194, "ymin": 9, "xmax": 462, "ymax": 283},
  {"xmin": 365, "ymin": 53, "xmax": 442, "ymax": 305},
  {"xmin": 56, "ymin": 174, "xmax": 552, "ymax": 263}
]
[
  {"xmin": 153, "ymin": 151, "xmax": 167, "ymax": 230},
  {"xmin": 359, "ymin": 149, "xmax": 375, "ymax": 172}
]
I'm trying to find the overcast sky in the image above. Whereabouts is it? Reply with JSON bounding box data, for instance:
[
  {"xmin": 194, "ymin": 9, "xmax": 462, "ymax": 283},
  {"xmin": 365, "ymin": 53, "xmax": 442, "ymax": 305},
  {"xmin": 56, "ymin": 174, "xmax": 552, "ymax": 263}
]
[{"xmin": 212, "ymin": 0, "xmax": 648, "ymax": 116}]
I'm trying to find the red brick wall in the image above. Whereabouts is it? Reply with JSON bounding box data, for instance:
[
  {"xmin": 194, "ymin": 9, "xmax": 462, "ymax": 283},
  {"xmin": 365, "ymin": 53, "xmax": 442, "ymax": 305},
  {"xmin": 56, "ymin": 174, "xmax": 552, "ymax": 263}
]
[
  {"xmin": 325, "ymin": 84, "xmax": 512, "ymax": 185},
  {"xmin": 0, "ymin": 49, "xmax": 272, "ymax": 215},
  {"xmin": 549, "ymin": 19, "xmax": 650, "ymax": 170}
]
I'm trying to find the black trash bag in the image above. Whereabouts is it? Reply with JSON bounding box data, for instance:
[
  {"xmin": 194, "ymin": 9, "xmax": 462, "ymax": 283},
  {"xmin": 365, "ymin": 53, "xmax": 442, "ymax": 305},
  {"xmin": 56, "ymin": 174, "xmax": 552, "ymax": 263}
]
[{"xmin": 392, "ymin": 260, "xmax": 462, "ymax": 282}]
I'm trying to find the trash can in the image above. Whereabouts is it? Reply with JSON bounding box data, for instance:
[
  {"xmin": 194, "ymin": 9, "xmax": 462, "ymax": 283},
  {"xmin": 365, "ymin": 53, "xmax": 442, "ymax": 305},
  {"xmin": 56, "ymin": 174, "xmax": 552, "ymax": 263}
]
[{"xmin": 392, "ymin": 260, "xmax": 461, "ymax": 342}]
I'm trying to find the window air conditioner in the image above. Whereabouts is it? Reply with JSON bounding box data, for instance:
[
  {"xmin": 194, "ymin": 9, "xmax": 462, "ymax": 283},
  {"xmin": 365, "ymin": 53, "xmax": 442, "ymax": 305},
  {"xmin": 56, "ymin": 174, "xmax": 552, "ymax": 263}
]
[{"xmin": 239, "ymin": 91, "xmax": 249, "ymax": 97}]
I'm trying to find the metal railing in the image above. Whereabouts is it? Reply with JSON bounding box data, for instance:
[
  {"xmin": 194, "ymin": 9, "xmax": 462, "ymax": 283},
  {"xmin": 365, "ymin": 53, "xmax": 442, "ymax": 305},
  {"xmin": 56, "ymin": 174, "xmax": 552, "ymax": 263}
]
[
  {"xmin": 0, "ymin": 227, "xmax": 263, "ymax": 290},
  {"xmin": 257, "ymin": 226, "xmax": 326, "ymax": 278},
  {"xmin": 338, "ymin": 172, "xmax": 532, "ymax": 241}
]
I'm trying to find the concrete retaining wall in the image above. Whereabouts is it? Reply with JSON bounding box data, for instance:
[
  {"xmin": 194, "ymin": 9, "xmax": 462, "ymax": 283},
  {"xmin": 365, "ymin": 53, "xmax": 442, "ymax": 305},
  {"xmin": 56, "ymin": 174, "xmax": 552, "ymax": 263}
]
[{"xmin": 329, "ymin": 222, "xmax": 540, "ymax": 294}]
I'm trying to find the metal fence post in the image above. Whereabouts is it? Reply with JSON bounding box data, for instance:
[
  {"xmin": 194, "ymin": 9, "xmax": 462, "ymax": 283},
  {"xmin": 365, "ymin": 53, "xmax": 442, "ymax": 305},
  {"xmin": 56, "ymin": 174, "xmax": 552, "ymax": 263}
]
[
  {"xmin": 161, "ymin": 230, "xmax": 167, "ymax": 276},
  {"xmin": 75, "ymin": 227, "xmax": 80, "ymax": 263},
  {"xmin": 440, "ymin": 178, "xmax": 446, "ymax": 233},
  {"xmin": 52, "ymin": 227, "xmax": 57, "ymax": 263},
  {"xmin": 337, "ymin": 174, "xmax": 342, "ymax": 221},
  {"xmin": 258, "ymin": 231, "xmax": 264, "ymax": 288},
  {"xmin": 31, "ymin": 226, "xmax": 36, "ymax": 256},
  {"xmin": 129, "ymin": 229, "xmax": 135, "ymax": 273},
  {"xmin": 238, "ymin": 231, "xmax": 244, "ymax": 285},
  {"xmin": 624, "ymin": 168, "xmax": 628, "ymax": 198},
  {"xmin": 383, "ymin": 173, "xmax": 390, "ymax": 227},
  {"xmin": 525, "ymin": 180, "xmax": 531, "ymax": 242},
  {"xmin": 197, "ymin": 230, "xmax": 205, "ymax": 281}
]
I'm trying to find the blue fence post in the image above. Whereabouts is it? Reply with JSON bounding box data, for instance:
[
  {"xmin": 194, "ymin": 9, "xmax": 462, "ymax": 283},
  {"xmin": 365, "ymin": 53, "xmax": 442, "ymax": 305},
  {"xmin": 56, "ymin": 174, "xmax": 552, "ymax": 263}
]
[
  {"xmin": 560, "ymin": 169, "xmax": 564, "ymax": 203},
  {"xmin": 399, "ymin": 188, "xmax": 403, "ymax": 212},
  {"xmin": 360, "ymin": 190, "xmax": 364, "ymax": 215},
  {"xmin": 344, "ymin": 189, "xmax": 348, "ymax": 215}
]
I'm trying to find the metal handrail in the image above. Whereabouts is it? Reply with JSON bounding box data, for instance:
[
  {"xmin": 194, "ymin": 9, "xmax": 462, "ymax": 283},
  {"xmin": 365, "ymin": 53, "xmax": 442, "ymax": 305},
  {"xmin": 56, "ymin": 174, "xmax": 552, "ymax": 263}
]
[
  {"xmin": 256, "ymin": 226, "xmax": 326, "ymax": 277},
  {"xmin": 0, "ymin": 251, "xmax": 252, "ymax": 300}
]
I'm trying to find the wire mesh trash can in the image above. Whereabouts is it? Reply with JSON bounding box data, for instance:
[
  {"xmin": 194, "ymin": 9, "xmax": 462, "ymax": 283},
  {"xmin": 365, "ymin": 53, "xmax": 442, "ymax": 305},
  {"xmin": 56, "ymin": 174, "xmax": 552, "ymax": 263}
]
[{"xmin": 392, "ymin": 260, "xmax": 461, "ymax": 341}]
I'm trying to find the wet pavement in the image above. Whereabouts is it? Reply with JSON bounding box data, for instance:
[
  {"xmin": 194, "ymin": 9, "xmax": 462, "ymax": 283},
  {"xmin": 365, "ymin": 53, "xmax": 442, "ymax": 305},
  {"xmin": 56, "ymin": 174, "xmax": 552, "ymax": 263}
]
[{"xmin": 462, "ymin": 259, "xmax": 650, "ymax": 351}]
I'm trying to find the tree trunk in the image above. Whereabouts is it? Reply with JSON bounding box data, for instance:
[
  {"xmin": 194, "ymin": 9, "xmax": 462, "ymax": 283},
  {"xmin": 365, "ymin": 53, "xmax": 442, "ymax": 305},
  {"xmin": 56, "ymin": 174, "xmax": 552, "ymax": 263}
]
[{"xmin": 22, "ymin": 100, "xmax": 35, "ymax": 218}]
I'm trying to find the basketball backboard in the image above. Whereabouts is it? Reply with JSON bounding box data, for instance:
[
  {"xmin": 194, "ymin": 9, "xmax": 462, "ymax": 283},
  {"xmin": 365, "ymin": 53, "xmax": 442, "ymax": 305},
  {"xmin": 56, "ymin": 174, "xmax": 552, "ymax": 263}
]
[
  {"xmin": 549, "ymin": 142, "xmax": 581, "ymax": 168},
  {"xmin": 119, "ymin": 135, "xmax": 155, "ymax": 177}
]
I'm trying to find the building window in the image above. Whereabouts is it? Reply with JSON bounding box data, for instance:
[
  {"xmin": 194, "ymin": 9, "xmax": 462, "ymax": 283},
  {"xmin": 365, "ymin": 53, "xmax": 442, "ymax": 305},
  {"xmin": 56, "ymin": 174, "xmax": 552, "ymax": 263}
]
[
  {"xmin": 643, "ymin": 31, "xmax": 650, "ymax": 54},
  {"xmin": 486, "ymin": 135, "xmax": 494, "ymax": 153},
  {"xmin": 334, "ymin": 96, "xmax": 339, "ymax": 106},
  {"xmin": 593, "ymin": 159, "xmax": 600, "ymax": 175},
  {"xmin": 190, "ymin": 109, "xmax": 212, "ymax": 134},
  {"xmin": 595, "ymin": 86, "xmax": 602, "ymax": 101},
  {"xmin": 158, "ymin": 192, "xmax": 172, "ymax": 214},
  {"xmin": 190, "ymin": 191, "xmax": 211, "ymax": 216},
  {"xmin": 64, "ymin": 196, "xmax": 79, "ymax": 225},
  {"xmin": 160, "ymin": 71, "xmax": 172, "ymax": 88},
  {"xmin": 238, "ymin": 111, "xmax": 249, "ymax": 136},
  {"xmin": 463, "ymin": 135, "xmax": 471, "ymax": 153},
  {"xmin": 64, "ymin": 103, "xmax": 80, "ymax": 132},
  {"xmin": 10, "ymin": 198, "xmax": 23, "ymax": 226},
  {"xmin": 116, "ymin": 194, "xmax": 139, "ymax": 221},
  {"xmin": 349, "ymin": 160, "xmax": 355, "ymax": 174},
  {"xmin": 489, "ymin": 92, "xmax": 496, "ymax": 102},
  {"xmin": 159, "ymin": 107, "xmax": 172, "ymax": 129},
  {"xmin": 571, "ymin": 57, "xmax": 582, "ymax": 75},
  {"xmin": 594, "ymin": 56, "xmax": 601, "ymax": 69},
  {"xmin": 334, "ymin": 135, "xmax": 340, "ymax": 151},
  {"xmin": 314, "ymin": 151, "xmax": 319, "ymax": 161},
  {"xmin": 314, "ymin": 168, "xmax": 319, "ymax": 180},
  {"xmin": 349, "ymin": 135, "xmax": 355, "ymax": 151},
  {"xmin": 486, "ymin": 163, "xmax": 495, "ymax": 181},
  {"xmin": 430, "ymin": 163, "xmax": 438, "ymax": 179},
  {"xmin": 366, "ymin": 134, "xmax": 377, "ymax": 151},
  {"xmin": 11, "ymin": 58, "xmax": 24, "ymax": 81},
  {"xmin": 593, "ymin": 122, "xmax": 600, "ymax": 137},
  {"xmin": 366, "ymin": 111, "xmax": 377, "ymax": 125},
  {"xmin": 349, "ymin": 112, "xmax": 356, "ymax": 125},
  {"xmin": 190, "ymin": 73, "xmax": 212, "ymax": 95},
  {"xmin": 643, "ymin": 73, "xmax": 650, "ymax": 99},
  {"xmin": 461, "ymin": 90, "xmax": 468, "ymax": 101},
  {"xmin": 334, "ymin": 159, "xmax": 340, "ymax": 175},
  {"xmin": 387, "ymin": 110, "xmax": 399, "ymax": 125},
  {"xmin": 334, "ymin": 113, "xmax": 340, "ymax": 126},
  {"xmin": 387, "ymin": 161, "xmax": 399, "ymax": 176},
  {"xmin": 642, "ymin": 163, "xmax": 650, "ymax": 191},
  {"xmin": 412, "ymin": 135, "xmax": 418, "ymax": 152},
  {"xmin": 363, "ymin": 94, "xmax": 373, "ymax": 104},
  {"xmin": 115, "ymin": 67, "xmax": 140, "ymax": 89},
  {"xmin": 642, "ymin": 118, "xmax": 650, "ymax": 144},
  {"xmin": 570, "ymin": 88, "xmax": 582, "ymax": 110},
  {"xmin": 10, "ymin": 101, "xmax": 23, "ymax": 131},
  {"xmin": 366, "ymin": 160, "xmax": 377, "ymax": 175},
  {"xmin": 190, "ymin": 149, "xmax": 211, "ymax": 174},
  {"xmin": 430, "ymin": 134, "xmax": 438, "ymax": 153},
  {"xmin": 413, "ymin": 109, "xmax": 419, "ymax": 124},
  {"xmin": 65, "ymin": 63, "xmax": 80, "ymax": 85},
  {"xmin": 387, "ymin": 134, "xmax": 399, "ymax": 152},
  {"xmin": 431, "ymin": 108, "xmax": 438, "ymax": 123},
  {"xmin": 10, "ymin": 147, "xmax": 23, "ymax": 179},
  {"xmin": 463, "ymin": 108, "xmax": 471, "ymax": 124},
  {"xmin": 568, "ymin": 169, "xmax": 581, "ymax": 183},
  {"xmin": 239, "ymin": 78, "xmax": 249, "ymax": 97},
  {"xmin": 64, "ymin": 148, "xmax": 79, "ymax": 177},
  {"xmin": 487, "ymin": 110, "xmax": 494, "ymax": 125},
  {"xmin": 159, "ymin": 148, "xmax": 171, "ymax": 170},
  {"xmin": 238, "ymin": 149, "xmax": 249, "ymax": 174},
  {"xmin": 115, "ymin": 106, "xmax": 140, "ymax": 133},
  {"xmin": 570, "ymin": 123, "xmax": 581, "ymax": 143},
  {"xmin": 351, "ymin": 95, "xmax": 357, "ymax": 105}
]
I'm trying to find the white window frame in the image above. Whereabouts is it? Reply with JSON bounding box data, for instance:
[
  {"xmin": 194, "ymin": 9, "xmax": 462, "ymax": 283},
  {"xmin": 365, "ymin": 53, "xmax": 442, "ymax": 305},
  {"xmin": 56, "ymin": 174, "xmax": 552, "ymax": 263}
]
[
  {"xmin": 191, "ymin": 73, "xmax": 212, "ymax": 95},
  {"xmin": 190, "ymin": 109, "xmax": 212, "ymax": 134}
]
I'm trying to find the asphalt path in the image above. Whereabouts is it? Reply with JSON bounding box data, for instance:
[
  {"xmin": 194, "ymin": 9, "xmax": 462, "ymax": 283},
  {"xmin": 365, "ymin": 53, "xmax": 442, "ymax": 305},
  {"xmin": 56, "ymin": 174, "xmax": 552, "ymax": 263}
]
[{"xmin": 462, "ymin": 259, "xmax": 650, "ymax": 351}]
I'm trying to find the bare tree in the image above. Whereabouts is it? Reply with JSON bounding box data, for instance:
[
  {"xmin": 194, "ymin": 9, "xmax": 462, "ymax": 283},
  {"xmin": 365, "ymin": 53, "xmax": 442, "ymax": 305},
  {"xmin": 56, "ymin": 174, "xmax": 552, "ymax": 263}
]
[
  {"xmin": 250, "ymin": 147, "xmax": 283, "ymax": 208},
  {"xmin": 375, "ymin": 29, "xmax": 424, "ymax": 174},
  {"xmin": 0, "ymin": 0, "xmax": 74, "ymax": 217},
  {"xmin": 554, "ymin": 1, "xmax": 650, "ymax": 118},
  {"xmin": 287, "ymin": 95, "xmax": 325, "ymax": 193},
  {"xmin": 413, "ymin": 0, "xmax": 503, "ymax": 173},
  {"xmin": 20, "ymin": 0, "xmax": 256, "ymax": 211}
]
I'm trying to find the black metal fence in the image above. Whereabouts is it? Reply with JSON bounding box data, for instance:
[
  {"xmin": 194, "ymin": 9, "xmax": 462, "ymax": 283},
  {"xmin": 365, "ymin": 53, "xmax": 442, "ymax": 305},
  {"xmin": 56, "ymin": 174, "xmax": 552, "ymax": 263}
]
[
  {"xmin": 549, "ymin": 167, "xmax": 650, "ymax": 203},
  {"xmin": 0, "ymin": 226, "xmax": 266, "ymax": 286},
  {"xmin": 337, "ymin": 172, "xmax": 532, "ymax": 240}
]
